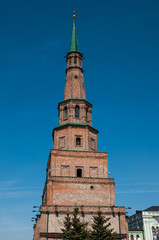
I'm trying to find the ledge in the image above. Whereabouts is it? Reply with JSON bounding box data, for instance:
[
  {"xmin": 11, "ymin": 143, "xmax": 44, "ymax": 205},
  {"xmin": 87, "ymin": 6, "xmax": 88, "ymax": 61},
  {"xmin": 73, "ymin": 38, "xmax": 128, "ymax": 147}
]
[
  {"xmin": 53, "ymin": 122, "xmax": 98, "ymax": 133},
  {"xmin": 40, "ymin": 205, "xmax": 126, "ymax": 214},
  {"xmin": 58, "ymin": 98, "xmax": 92, "ymax": 107},
  {"xmin": 40, "ymin": 233, "xmax": 127, "ymax": 239},
  {"xmin": 50, "ymin": 149, "xmax": 108, "ymax": 154},
  {"xmin": 47, "ymin": 176, "xmax": 114, "ymax": 185},
  {"xmin": 66, "ymin": 51, "xmax": 83, "ymax": 58},
  {"xmin": 66, "ymin": 66, "xmax": 84, "ymax": 73}
]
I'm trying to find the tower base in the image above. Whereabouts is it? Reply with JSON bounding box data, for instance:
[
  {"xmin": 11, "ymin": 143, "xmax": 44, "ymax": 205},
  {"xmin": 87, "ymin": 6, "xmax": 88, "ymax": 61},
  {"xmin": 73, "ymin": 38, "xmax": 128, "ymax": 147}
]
[{"xmin": 34, "ymin": 205, "xmax": 128, "ymax": 240}]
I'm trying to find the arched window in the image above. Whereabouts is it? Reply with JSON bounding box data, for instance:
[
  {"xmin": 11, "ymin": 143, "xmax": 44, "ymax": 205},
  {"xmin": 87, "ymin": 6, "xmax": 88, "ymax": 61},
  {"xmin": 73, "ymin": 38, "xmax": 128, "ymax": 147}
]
[
  {"xmin": 136, "ymin": 235, "xmax": 140, "ymax": 240},
  {"xmin": 76, "ymin": 137, "xmax": 81, "ymax": 146},
  {"xmin": 156, "ymin": 227, "xmax": 159, "ymax": 240},
  {"xmin": 130, "ymin": 235, "xmax": 134, "ymax": 240},
  {"xmin": 77, "ymin": 169, "xmax": 82, "ymax": 177},
  {"xmin": 75, "ymin": 105, "xmax": 80, "ymax": 118},
  {"xmin": 64, "ymin": 107, "xmax": 67, "ymax": 120},
  {"xmin": 74, "ymin": 56, "xmax": 77, "ymax": 64},
  {"xmin": 152, "ymin": 227, "xmax": 156, "ymax": 240}
]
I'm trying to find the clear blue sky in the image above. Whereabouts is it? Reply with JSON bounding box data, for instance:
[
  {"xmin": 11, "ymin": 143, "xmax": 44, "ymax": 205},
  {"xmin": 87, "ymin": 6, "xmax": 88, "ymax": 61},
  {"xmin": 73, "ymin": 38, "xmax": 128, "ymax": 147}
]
[{"xmin": 0, "ymin": 0, "xmax": 159, "ymax": 239}]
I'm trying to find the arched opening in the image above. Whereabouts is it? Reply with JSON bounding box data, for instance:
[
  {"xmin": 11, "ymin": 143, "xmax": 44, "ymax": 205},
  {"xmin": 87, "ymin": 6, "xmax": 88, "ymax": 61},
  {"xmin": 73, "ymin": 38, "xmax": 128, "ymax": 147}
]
[
  {"xmin": 77, "ymin": 169, "xmax": 82, "ymax": 177},
  {"xmin": 130, "ymin": 235, "xmax": 134, "ymax": 240},
  {"xmin": 152, "ymin": 226, "xmax": 155, "ymax": 240},
  {"xmin": 75, "ymin": 105, "xmax": 80, "ymax": 118},
  {"xmin": 64, "ymin": 107, "xmax": 67, "ymax": 120},
  {"xmin": 136, "ymin": 235, "xmax": 140, "ymax": 240}
]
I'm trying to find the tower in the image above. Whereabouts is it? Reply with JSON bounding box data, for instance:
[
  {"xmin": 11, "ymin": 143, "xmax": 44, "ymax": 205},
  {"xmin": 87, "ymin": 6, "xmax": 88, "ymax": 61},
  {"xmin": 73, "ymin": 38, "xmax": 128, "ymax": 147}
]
[{"xmin": 33, "ymin": 11, "xmax": 128, "ymax": 240}]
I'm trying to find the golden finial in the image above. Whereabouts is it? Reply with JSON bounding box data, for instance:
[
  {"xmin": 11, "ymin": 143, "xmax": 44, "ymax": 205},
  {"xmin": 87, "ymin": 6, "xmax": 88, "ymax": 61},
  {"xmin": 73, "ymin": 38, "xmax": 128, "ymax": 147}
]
[{"xmin": 73, "ymin": 9, "xmax": 76, "ymax": 18}]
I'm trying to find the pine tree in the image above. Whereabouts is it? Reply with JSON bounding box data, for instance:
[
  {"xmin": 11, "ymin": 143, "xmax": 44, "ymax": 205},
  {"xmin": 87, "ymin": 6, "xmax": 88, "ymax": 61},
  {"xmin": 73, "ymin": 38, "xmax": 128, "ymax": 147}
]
[
  {"xmin": 62, "ymin": 207, "xmax": 90, "ymax": 240},
  {"xmin": 62, "ymin": 212, "xmax": 72, "ymax": 240},
  {"xmin": 91, "ymin": 210, "xmax": 115, "ymax": 240}
]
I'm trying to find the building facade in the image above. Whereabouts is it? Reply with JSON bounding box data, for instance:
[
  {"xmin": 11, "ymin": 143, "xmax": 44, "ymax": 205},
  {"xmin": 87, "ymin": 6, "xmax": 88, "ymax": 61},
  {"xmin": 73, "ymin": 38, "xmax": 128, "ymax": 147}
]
[
  {"xmin": 33, "ymin": 12, "xmax": 128, "ymax": 240},
  {"xmin": 128, "ymin": 206, "xmax": 159, "ymax": 240}
]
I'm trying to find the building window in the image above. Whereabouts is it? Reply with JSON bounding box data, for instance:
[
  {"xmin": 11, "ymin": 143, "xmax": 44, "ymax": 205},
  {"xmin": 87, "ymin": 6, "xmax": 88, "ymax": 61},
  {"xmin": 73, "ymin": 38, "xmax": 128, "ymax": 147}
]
[
  {"xmin": 75, "ymin": 105, "xmax": 80, "ymax": 118},
  {"xmin": 69, "ymin": 57, "xmax": 71, "ymax": 65},
  {"xmin": 64, "ymin": 107, "xmax": 67, "ymax": 120},
  {"xmin": 77, "ymin": 169, "xmax": 82, "ymax": 177},
  {"xmin": 61, "ymin": 165, "xmax": 70, "ymax": 176},
  {"xmin": 86, "ymin": 108, "xmax": 88, "ymax": 121},
  {"xmin": 130, "ymin": 235, "xmax": 134, "ymax": 240},
  {"xmin": 157, "ymin": 227, "xmax": 159, "ymax": 240},
  {"xmin": 90, "ymin": 167, "xmax": 98, "ymax": 178},
  {"xmin": 76, "ymin": 137, "xmax": 81, "ymax": 146},
  {"xmin": 48, "ymin": 163, "xmax": 51, "ymax": 176},
  {"xmin": 58, "ymin": 136, "xmax": 65, "ymax": 149},
  {"xmin": 74, "ymin": 56, "xmax": 77, "ymax": 64},
  {"xmin": 152, "ymin": 227, "xmax": 159, "ymax": 240},
  {"xmin": 90, "ymin": 138, "xmax": 96, "ymax": 151},
  {"xmin": 152, "ymin": 227, "xmax": 155, "ymax": 240}
]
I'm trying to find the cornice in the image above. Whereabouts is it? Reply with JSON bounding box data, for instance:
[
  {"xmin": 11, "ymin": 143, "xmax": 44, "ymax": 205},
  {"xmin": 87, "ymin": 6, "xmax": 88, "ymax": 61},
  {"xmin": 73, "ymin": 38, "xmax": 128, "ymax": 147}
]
[
  {"xmin": 58, "ymin": 98, "xmax": 92, "ymax": 108},
  {"xmin": 52, "ymin": 122, "xmax": 98, "ymax": 135}
]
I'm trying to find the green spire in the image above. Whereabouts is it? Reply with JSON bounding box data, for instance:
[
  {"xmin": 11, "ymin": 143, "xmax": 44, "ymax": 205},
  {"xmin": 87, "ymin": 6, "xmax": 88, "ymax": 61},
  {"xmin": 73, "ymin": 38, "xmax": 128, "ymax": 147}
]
[{"xmin": 70, "ymin": 11, "xmax": 79, "ymax": 52}]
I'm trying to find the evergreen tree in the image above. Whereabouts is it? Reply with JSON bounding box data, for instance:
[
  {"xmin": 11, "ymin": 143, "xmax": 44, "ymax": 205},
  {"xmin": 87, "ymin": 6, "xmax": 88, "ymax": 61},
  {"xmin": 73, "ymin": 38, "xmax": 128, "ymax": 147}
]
[
  {"xmin": 62, "ymin": 212, "xmax": 72, "ymax": 240},
  {"xmin": 90, "ymin": 210, "xmax": 115, "ymax": 240},
  {"xmin": 62, "ymin": 207, "xmax": 90, "ymax": 240}
]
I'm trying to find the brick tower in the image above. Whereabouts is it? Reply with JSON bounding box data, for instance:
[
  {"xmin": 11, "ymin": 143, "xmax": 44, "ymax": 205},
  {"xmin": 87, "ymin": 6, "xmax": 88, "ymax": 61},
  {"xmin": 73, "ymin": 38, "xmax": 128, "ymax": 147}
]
[{"xmin": 33, "ymin": 11, "xmax": 128, "ymax": 240}]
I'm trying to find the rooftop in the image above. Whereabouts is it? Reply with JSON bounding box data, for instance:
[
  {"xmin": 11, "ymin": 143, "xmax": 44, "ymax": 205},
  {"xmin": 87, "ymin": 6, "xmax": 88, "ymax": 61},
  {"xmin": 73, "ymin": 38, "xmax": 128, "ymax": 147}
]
[{"xmin": 144, "ymin": 206, "xmax": 159, "ymax": 212}]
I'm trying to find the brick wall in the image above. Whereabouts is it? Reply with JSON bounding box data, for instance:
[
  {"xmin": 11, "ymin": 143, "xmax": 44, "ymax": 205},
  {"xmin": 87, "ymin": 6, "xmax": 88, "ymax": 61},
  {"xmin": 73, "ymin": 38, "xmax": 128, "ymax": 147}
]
[{"xmin": 53, "ymin": 125, "xmax": 98, "ymax": 151}]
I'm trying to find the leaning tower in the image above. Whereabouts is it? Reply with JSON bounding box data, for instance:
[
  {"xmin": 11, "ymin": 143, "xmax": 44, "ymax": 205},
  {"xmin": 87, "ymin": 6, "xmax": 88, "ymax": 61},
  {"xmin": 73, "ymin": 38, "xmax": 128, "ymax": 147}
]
[{"xmin": 33, "ymin": 11, "xmax": 128, "ymax": 240}]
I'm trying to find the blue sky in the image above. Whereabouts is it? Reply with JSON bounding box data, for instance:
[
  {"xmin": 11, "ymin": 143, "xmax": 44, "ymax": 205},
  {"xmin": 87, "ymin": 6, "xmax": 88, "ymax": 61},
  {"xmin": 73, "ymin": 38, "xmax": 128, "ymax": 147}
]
[{"xmin": 0, "ymin": 0, "xmax": 159, "ymax": 239}]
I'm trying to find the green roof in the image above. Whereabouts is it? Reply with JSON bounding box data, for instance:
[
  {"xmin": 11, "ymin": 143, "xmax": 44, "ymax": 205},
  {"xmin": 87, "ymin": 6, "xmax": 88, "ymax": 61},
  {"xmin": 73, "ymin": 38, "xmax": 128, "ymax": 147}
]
[
  {"xmin": 53, "ymin": 122, "xmax": 99, "ymax": 133},
  {"xmin": 70, "ymin": 17, "xmax": 79, "ymax": 52}
]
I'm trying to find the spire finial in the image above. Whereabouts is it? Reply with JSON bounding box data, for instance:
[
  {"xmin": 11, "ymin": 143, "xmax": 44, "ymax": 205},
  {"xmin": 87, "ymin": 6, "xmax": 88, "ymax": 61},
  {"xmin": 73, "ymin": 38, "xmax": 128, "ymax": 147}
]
[
  {"xmin": 73, "ymin": 9, "xmax": 76, "ymax": 18},
  {"xmin": 69, "ymin": 9, "xmax": 79, "ymax": 52}
]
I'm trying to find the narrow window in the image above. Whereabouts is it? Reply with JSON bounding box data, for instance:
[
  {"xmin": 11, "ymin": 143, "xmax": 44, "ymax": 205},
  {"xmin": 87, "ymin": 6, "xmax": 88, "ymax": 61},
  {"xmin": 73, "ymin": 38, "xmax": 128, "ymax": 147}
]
[
  {"xmin": 156, "ymin": 227, "xmax": 159, "ymax": 240},
  {"xmin": 152, "ymin": 227, "xmax": 156, "ymax": 240},
  {"xmin": 74, "ymin": 56, "xmax": 77, "ymax": 64},
  {"xmin": 86, "ymin": 108, "xmax": 88, "ymax": 121},
  {"xmin": 76, "ymin": 137, "xmax": 81, "ymax": 146},
  {"xmin": 64, "ymin": 107, "xmax": 67, "ymax": 120},
  {"xmin": 77, "ymin": 169, "xmax": 82, "ymax": 177},
  {"xmin": 55, "ymin": 210, "xmax": 59, "ymax": 217},
  {"xmin": 75, "ymin": 105, "xmax": 80, "ymax": 118},
  {"xmin": 69, "ymin": 57, "xmax": 71, "ymax": 65},
  {"xmin": 48, "ymin": 163, "xmax": 51, "ymax": 176}
]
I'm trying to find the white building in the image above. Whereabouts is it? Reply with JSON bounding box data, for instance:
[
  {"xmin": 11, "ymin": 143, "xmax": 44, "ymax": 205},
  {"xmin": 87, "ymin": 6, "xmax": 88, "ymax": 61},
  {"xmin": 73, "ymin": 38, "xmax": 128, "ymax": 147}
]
[{"xmin": 128, "ymin": 206, "xmax": 159, "ymax": 240}]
